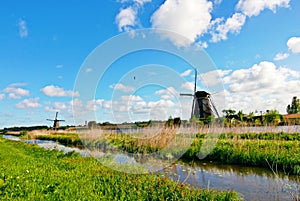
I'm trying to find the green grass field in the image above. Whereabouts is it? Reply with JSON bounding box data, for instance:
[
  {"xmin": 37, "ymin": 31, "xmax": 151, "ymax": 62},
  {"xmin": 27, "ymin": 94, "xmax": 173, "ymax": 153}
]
[{"xmin": 0, "ymin": 138, "xmax": 241, "ymax": 200}]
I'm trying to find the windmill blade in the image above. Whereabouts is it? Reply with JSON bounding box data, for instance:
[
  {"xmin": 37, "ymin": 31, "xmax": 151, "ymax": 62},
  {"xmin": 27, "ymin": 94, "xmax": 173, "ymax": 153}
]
[
  {"xmin": 194, "ymin": 68, "xmax": 197, "ymax": 93},
  {"xmin": 209, "ymin": 96, "xmax": 220, "ymax": 118},
  {"xmin": 46, "ymin": 119, "xmax": 54, "ymax": 121},
  {"xmin": 191, "ymin": 97, "xmax": 195, "ymax": 119},
  {"xmin": 180, "ymin": 93, "xmax": 194, "ymax": 97},
  {"xmin": 55, "ymin": 112, "xmax": 58, "ymax": 120}
]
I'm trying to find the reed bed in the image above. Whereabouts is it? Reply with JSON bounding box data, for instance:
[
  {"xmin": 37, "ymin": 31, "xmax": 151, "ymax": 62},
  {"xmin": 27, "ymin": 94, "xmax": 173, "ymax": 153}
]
[
  {"xmin": 23, "ymin": 132, "xmax": 83, "ymax": 147},
  {"xmin": 21, "ymin": 125, "xmax": 300, "ymax": 175},
  {"xmin": 78, "ymin": 126, "xmax": 300, "ymax": 175}
]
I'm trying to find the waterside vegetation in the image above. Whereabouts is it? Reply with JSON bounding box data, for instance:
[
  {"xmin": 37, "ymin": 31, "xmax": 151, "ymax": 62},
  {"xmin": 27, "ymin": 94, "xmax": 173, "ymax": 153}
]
[
  {"xmin": 15, "ymin": 127, "xmax": 300, "ymax": 176},
  {"xmin": 0, "ymin": 138, "xmax": 241, "ymax": 200}
]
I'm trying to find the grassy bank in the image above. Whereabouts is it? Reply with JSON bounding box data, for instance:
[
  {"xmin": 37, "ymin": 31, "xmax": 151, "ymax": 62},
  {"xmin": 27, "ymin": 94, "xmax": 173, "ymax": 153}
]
[
  {"xmin": 184, "ymin": 136, "xmax": 300, "ymax": 175},
  {"xmin": 94, "ymin": 131, "xmax": 300, "ymax": 175},
  {"xmin": 20, "ymin": 130, "xmax": 300, "ymax": 175},
  {"xmin": 0, "ymin": 138, "xmax": 241, "ymax": 200},
  {"xmin": 22, "ymin": 132, "xmax": 83, "ymax": 147}
]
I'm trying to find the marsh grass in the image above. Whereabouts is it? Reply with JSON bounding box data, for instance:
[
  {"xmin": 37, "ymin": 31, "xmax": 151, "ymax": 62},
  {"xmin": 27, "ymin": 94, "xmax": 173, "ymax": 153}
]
[
  {"xmin": 22, "ymin": 131, "xmax": 83, "ymax": 147},
  {"xmin": 85, "ymin": 127, "xmax": 300, "ymax": 176},
  {"xmin": 0, "ymin": 138, "xmax": 242, "ymax": 200}
]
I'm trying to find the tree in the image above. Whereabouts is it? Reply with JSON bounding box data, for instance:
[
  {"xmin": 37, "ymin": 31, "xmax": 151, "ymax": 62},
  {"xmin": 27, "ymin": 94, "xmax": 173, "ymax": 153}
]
[
  {"xmin": 264, "ymin": 110, "xmax": 282, "ymax": 125},
  {"xmin": 222, "ymin": 109, "xmax": 236, "ymax": 117},
  {"xmin": 287, "ymin": 96, "xmax": 300, "ymax": 114},
  {"xmin": 237, "ymin": 110, "xmax": 244, "ymax": 121},
  {"xmin": 247, "ymin": 112, "xmax": 255, "ymax": 122}
]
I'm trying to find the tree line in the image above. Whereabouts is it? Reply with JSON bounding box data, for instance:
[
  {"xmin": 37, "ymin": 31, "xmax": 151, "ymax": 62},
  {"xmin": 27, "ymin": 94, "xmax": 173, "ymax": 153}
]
[{"xmin": 221, "ymin": 96, "xmax": 300, "ymax": 126}]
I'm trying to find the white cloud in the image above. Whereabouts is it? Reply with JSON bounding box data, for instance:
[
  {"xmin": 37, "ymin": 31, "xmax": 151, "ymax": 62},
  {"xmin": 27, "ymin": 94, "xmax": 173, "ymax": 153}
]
[
  {"xmin": 103, "ymin": 100, "xmax": 112, "ymax": 109},
  {"xmin": 41, "ymin": 85, "xmax": 80, "ymax": 97},
  {"xmin": 56, "ymin": 64, "xmax": 63, "ymax": 69},
  {"xmin": 116, "ymin": 6, "xmax": 137, "ymax": 32},
  {"xmin": 16, "ymin": 98, "xmax": 41, "ymax": 109},
  {"xmin": 69, "ymin": 98, "xmax": 84, "ymax": 115},
  {"xmin": 18, "ymin": 19, "xmax": 28, "ymax": 38},
  {"xmin": 134, "ymin": 0, "xmax": 151, "ymax": 5},
  {"xmin": 214, "ymin": 0, "xmax": 223, "ymax": 5},
  {"xmin": 110, "ymin": 83, "xmax": 135, "ymax": 92},
  {"xmin": 3, "ymin": 85, "xmax": 30, "ymax": 99},
  {"xmin": 287, "ymin": 37, "xmax": 300, "ymax": 54},
  {"xmin": 200, "ymin": 69, "xmax": 232, "ymax": 86},
  {"xmin": 118, "ymin": 0, "xmax": 151, "ymax": 6},
  {"xmin": 180, "ymin": 69, "xmax": 193, "ymax": 77},
  {"xmin": 121, "ymin": 95, "xmax": 143, "ymax": 102},
  {"xmin": 224, "ymin": 61, "xmax": 280, "ymax": 90},
  {"xmin": 222, "ymin": 61, "xmax": 300, "ymax": 113},
  {"xmin": 236, "ymin": 0, "xmax": 290, "ymax": 17},
  {"xmin": 86, "ymin": 99, "xmax": 104, "ymax": 111},
  {"xmin": 114, "ymin": 0, "xmax": 291, "ymax": 46},
  {"xmin": 110, "ymin": 92, "xmax": 181, "ymax": 121},
  {"xmin": 70, "ymin": 99, "xmax": 83, "ymax": 107},
  {"xmin": 180, "ymin": 82, "xmax": 195, "ymax": 91},
  {"xmin": 274, "ymin": 53, "xmax": 289, "ymax": 61},
  {"xmin": 148, "ymin": 99, "xmax": 175, "ymax": 108},
  {"xmin": 155, "ymin": 87, "xmax": 178, "ymax": 100},
  {"xmin": 150, "ymin": 0, "xmax": 212, "ymax": 46},
  {"xmin": 198, "ymin": 41, "xmax": 208, "ymax": 49},
  {"xmin": 7, "ymin": 83, "xmax": 27, "ymax": 87},
  {"xmin": 147, "ymin": 99, "xmax": 179, "ymax": 120},
  {"xmin": 211, "ymin": 13, "xmax": 246, "ymax": 42},
  {"xmin": 85, "ymin": 68, "xmax": 93, "ymax": 73},
  {"xmin": 0, "ymin": 94, "xmax": 5, "ymax": 100},
  {"xmin": 116, "ymin": 0, "xmax": 152, "ymax": 33},
  {"xmin": 45, "ymin": 102, "xmax": 67, "ymax": 112},
  {"xmin": 111, "ymin": 96, "xmax": 145, "ymax": 120}
]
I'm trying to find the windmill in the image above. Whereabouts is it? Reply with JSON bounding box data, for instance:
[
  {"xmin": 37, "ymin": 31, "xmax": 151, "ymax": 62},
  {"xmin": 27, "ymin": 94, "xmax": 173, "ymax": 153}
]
[
  {"xmin": 180, "ymin": 68, "xmax": 220, "ymax": 120},
  {"xmin": 47, "ymin": 112, "xmax": 65, "ymax": 129}
]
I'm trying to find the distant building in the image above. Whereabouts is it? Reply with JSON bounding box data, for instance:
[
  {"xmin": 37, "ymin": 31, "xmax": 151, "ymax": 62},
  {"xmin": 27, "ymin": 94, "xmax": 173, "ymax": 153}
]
[{"xmin": 283, "ymin": 113, "xmax": 300, "ymax": 125}]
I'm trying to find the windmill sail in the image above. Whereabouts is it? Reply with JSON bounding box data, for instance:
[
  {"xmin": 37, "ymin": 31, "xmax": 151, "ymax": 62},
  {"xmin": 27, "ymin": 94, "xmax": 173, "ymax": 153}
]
[
  {"xmin": 191, "ymin": 69, "xmax": 197, "ymax": 119},
  {"xmin": 209, "ymin": 95, "xmax": 220, "ymax": 118}
]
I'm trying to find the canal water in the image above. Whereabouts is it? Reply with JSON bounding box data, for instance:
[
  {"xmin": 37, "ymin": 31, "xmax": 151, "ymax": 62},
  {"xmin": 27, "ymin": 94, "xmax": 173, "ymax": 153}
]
[
  {"xmin": 162, "ymin": 161, "xmax": 299, "ymax": 201},
  {"xmin": 2, "ymin": 134, "xmax": 299, "ymax": 201}
]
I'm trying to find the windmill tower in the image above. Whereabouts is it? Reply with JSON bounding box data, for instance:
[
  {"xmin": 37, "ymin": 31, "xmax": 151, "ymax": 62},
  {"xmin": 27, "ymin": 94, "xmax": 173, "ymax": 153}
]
[
  {"xmin": 180, "ymin": 68, "xmax": 220, "ymax": 120},
  {"xmin": 47, "ymin": 112, "xmax": 65, "ymax": 129}
]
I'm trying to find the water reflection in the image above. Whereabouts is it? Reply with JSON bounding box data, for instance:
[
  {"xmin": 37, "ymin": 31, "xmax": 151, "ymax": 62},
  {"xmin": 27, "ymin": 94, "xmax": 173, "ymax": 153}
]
[
  {"xmin": 163, "ymin": 161, "xmax": 300, "ymax": 201},
  {"xmin": 2, "ymin": 134, "xmax": 21, "ymax": 141},
  {"xmin": 3, "ymin": 135, "xmax": 136, "ymax": 164},
  {"xmin": 25, "ymin": 139, "xmax": 91, "ymax": 157}
]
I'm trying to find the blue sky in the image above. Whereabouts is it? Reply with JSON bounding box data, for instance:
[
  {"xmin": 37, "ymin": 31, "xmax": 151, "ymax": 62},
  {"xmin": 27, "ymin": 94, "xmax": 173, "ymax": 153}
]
[{"xmin": 0, "ymin": 0, "xmax": 300, "ymax": 128}]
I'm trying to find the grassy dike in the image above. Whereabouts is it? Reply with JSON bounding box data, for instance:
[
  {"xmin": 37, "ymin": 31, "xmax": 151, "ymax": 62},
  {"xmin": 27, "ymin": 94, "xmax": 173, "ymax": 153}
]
[{"xmin": 0, "ymin": 138, "xmax": 241, "ymax": 201}]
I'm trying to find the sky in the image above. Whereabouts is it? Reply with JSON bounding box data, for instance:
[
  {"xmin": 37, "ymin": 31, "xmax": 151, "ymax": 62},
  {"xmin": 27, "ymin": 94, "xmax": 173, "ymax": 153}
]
[{"xmin": 0, "ymin": 0, "xmax": 300, "ymax": 128}]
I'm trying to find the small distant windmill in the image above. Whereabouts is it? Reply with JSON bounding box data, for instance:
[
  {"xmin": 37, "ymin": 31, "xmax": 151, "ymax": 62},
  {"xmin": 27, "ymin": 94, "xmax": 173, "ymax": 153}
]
[
  {"xmin": 47, "ymin": 112, "xmax": 65, "ymax": 129},
  {"xmin": 180, "ymin": 68, "xmax": 220, "ymax": 120}
]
